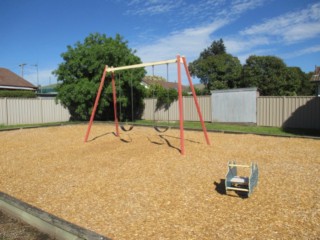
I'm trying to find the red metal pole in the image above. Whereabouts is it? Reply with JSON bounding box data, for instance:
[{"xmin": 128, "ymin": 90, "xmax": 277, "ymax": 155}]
[
  {"xmin": 177, "ymin": 55, "xmax": 185, "ymax": 155},
  {"xmin": 111, "ymin": 72, "xmax": 119, "ymax": 137},
  {"xmin": 182, "ymin": 57, "xmax": 211, "ymax": 145},
  {"xmin": 84, "ymin": 65, "xmax": 108, "ymax": 142}
]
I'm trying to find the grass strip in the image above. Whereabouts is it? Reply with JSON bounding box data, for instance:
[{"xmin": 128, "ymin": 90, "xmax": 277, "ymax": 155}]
[{"xmin": 1, "ymin": 120, "xmax": 319, "ymax": 138}]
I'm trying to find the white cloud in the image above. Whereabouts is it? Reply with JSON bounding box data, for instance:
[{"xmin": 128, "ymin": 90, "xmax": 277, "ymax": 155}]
[
  {"xmin": 229, "ymin": 0, "xmax": 266, "ymax": 15},
  {"xmin": 134, "ymin": 19, "xmax": 229, "ymax": 81},
  {"xmin": 283, "ymin": 22, "xmax": 320, "ymax": 42},
  {"xmin": 125, "ymin": 0, "xmax": 183, "ymax": 16},
  {"xmin": 131, "ymin": 0, "xmax": 267, "ymax": 80},
  {"xmin": 282, "ymin": 44, "xmax": 320, "ymax": 59},
  {"xmin": 224, "ymin": 36, "xmax": 270, "ymax": 55},
  {"xmin": 136, "ymin": 20, "xmax": 228, "ymax": 61},
  {"xmin": 133, "ymin": 0, "xmax": 267, "ymax": 60},
  {"xmin": 241, "ymin": 2, "xmax": 320, "ymax": 43},
  {"xmin": 24, "ymin": 69, "xmax": 57, "ymax": 87}
]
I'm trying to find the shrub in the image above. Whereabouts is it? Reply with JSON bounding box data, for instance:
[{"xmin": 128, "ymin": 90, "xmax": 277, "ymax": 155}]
[{"xmin": 0, "ymin": 90, "xmax": 37, "ymax": 98}]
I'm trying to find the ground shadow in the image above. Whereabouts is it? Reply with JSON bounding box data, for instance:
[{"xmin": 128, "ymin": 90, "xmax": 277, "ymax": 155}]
[
  {"xmin": 88, "ymin": 132, "xmax": 114, "ymax": 142},
  {"xmin": 146, "ymin": 134, "xmax": 181, "ymax": 153},
  {"xmin": 159, "ymin": 135, "xmax": 181, "ymax": 153},
  {"xmin": 119, "ymin": 134, "xmax": 132, "ymax": 143},
  {"xmin": 214, "ymin": 179, "xmax": 226, "ymax": 195},
  {"xmin": 161, "ymin": 134, "xmax": 201, "ymax": 144},
  {"xmin": 282, "ymin": 97, "xmax": 320, "ymax": 136},
  {"xmin": 147, "ymin": 136, "xmax": 165, "ymax": 145},
  {"xmin": 213, "ymin": 179, "xmax": 248, "ymax": 199}
]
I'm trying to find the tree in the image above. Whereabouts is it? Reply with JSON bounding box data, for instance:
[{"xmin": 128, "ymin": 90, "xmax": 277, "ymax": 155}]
[
  {"xmin": 241, "ymin": 56, "xmax": 288, "ymax": 96},
  {"xmin": 283, "ymin": 67, "xmax": 305, "ymax": 96},
  {"xmin": 53, "ymin": 33, "xmax": 145, "ymax": 121},
  {"xmin": 241, "ymin": 56, "xmax": 316, "ymax": 96},
  {"xmin": 189, "ymin": 39, "xmax": 242, "ymax": 91},
  {"xmin": 199, "ymin": 38, "xmax": 226, "ymax": 59},
  {"xmin": 144, "ymin": 82, "xmax": 178, "ymax": 110},
  {"xmin": 295, "ymin": 69, "xmax": 315, "ymax": 96}
]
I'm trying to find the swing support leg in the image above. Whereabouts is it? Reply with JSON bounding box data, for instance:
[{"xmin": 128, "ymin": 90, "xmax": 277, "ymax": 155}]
[
  {"xmin": 182, "ymin": 57, "xmax": 211, "ymax": 146},
  {"xmin": 177, "ymin": 55, "xmax": 185, "ymax": 155},
  {"xmin": 84, "ymin": 66, "xmax": 108, "ymax": 142},
  {"xmin": 111, "ymin": 72, "xmax": 119, "ymax": 137}
]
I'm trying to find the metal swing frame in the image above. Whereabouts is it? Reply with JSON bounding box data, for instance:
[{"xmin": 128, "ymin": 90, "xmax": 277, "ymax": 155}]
[{"xmin": 84, "ymin": 55, "xmax": 211, "ymax": 155}]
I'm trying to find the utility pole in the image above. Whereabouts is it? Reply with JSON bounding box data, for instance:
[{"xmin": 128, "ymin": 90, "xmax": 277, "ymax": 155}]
[
  {"xmin": 31, "ymin": 64, "xmax": 39, "ymax": 86},
  {"xmin": 19, "ymin": 63, "xmax": 27, "ymax": 78}
]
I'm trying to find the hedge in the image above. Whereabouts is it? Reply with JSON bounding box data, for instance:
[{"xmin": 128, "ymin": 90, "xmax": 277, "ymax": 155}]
[{"xmin": 0, "ymin": 90, "xmax": 37, "ymax": 98}]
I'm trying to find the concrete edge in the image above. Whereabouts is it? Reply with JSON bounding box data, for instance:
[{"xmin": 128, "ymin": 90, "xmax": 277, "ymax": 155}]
[{"xmin": 0, "ymin": 192, "xmax": 110, "ymax": 240}]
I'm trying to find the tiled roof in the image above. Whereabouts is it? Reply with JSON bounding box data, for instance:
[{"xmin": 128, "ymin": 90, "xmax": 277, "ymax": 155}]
[
  {"xmin": 0, "ymin": 68, "xmax": 37, "ymax": 90},
  {"xmin": 310, "ymin": 66, "xmax": 320, "ymax": 82},
  {"xmin": 142, "ymin": 79, "xmax": 188, "ymax": 91}
]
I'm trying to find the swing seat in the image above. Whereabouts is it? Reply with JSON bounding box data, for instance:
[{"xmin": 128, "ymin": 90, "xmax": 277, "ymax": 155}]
[
  {"xmin": 120, "ymin": 124, "xmax": 134, "ymax": 132},
  {"xmin": 154, "ymin": 126, "xmax": 169, "ymax": 133}
]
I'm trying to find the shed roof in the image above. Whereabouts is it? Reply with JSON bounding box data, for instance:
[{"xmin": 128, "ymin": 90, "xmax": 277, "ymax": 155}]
[{"xmin": 0, "ymin": 68, "xmax": 37, "ymax": 90}]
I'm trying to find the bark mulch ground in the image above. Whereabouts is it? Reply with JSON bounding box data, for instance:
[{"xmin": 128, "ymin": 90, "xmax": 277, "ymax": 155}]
[{"xmin": 0, "ymin": 124, "xmax": 319, "ymax": 239}]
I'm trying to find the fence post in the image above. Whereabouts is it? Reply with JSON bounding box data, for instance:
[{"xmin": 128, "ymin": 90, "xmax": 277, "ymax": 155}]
[
  {"xmin": 5, "ymin": 98, "xmax": 8, "ymax": 125},
  {"xmin": 282, "ymin": 96, "xmax": 285, "ymax": 126},
  {"xmin": 40, "ymin": 98, "xmax": 44, "ymax": 124}
]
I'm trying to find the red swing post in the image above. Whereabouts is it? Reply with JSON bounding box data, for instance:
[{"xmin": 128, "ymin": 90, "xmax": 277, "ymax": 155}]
[{"xmin": 182, "ymin": 57, "xmax": 211, "ymax": 146}]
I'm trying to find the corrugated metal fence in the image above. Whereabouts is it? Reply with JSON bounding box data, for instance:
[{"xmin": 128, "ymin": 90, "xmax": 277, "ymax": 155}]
[
  {"xmin": 1, "ymin": 96, "xmax": 319, "ymax": 129},
  {"xmin": 257, "ymin": 96, "xmax": 320, "ymax": 129},
  {"xmin": 0, "ymin": 98, "xmax": 70, "ymax": 125},
  {"xmin": 142, "ymin": 96, "xmax": 212, "ymax": 122}
]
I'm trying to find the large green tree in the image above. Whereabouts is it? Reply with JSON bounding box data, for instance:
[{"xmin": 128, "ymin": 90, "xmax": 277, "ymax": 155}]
[
  {"xmin": 290, "ymin": 67, "xmax": 315, "ymax": 96},
  {"xmin": 189, "ymin": 39, "xmax": 242, "ymax": 91},
  {"xmin": 241, "ymin": 56, "xmax": 287, "ymax": 95},
  {"xmin": 53, "ymin": 33, "xmax": 145, "ymax": 121},
  {"xmin": 241, "ymin": 55, "xmax": 313, "ymax": 96},
  {"xmin": 283, "ymin": 67, "xmax": 304, "ymax": 96}
]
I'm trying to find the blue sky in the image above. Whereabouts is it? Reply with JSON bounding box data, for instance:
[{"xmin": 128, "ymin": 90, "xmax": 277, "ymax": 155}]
[{"xmin": 0, "ymin": 0, "xmax": 319, "ymax": 86}]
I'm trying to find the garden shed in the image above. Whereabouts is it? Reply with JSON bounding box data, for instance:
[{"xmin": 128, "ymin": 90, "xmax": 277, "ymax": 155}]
[{"xmin": 211, "ymin": 87, "xmax": 259, "ymax": 124}]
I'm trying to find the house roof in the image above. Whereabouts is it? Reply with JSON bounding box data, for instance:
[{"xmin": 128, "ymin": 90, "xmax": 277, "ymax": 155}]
[
  {"xmin": 142, "ymin": 78, "xmax": 189, "ymax": 91},
  {"xmin": 310, "ymin": 66, "xmax": 320, "ymax": 82},
  {"xmin": 0, "ymin": 68, "xmax": 37, "ymax": 90}
]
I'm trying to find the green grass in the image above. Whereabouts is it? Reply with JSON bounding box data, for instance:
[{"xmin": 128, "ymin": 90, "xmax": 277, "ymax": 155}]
[
  {"xmin": 1, "ymin": 120, "xmax": 319, "ymax": 138},
  {"xmin": 0, "ymin": 122, "xmax": 73, "ymax": 130},
  {"xmin": 135, "ymin": 120, "xmax": 320, "ymax": 137}
]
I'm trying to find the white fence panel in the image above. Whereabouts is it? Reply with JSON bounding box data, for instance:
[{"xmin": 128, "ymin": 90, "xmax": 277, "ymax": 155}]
[
  {"xmin": 41, "ymin": 99, "xmax": 70, "ymax": 123},
  {"xmin": 0, "ymin": 98, "xmax": 70, "ymax": 125},
  {"xmin": 142, "ymin": 96, "xmax": 211, "ymax": 122},
  {"xmin": 0, "ymin": 98, "xmax": 8, "ymax": 125}
]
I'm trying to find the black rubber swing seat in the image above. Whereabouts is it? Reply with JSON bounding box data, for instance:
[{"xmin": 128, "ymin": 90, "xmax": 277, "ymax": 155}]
[
  {"xmin": 154, "ymin": 126, "xmax": 169, "ymax": 133},
  {"xmin": 120, "ymin": 125, "xmax": 134, "ymax": 132}
]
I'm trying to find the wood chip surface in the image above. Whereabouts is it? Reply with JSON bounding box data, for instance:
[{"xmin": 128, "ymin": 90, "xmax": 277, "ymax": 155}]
[{"xmin": 0, "ymin": 124, "xmax": 319, "ymax": 239}]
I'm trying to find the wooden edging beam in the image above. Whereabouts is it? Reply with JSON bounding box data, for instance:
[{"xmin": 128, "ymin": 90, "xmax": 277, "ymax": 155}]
[{"xmin": 0, "ymin": 192, "xmax": 109, "ymax": 240}]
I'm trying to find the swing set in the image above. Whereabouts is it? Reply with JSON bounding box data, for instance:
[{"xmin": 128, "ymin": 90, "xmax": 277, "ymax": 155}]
[{"xmin": 84, "ymin": 55, "xmax": 210, "ymax": 155}]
